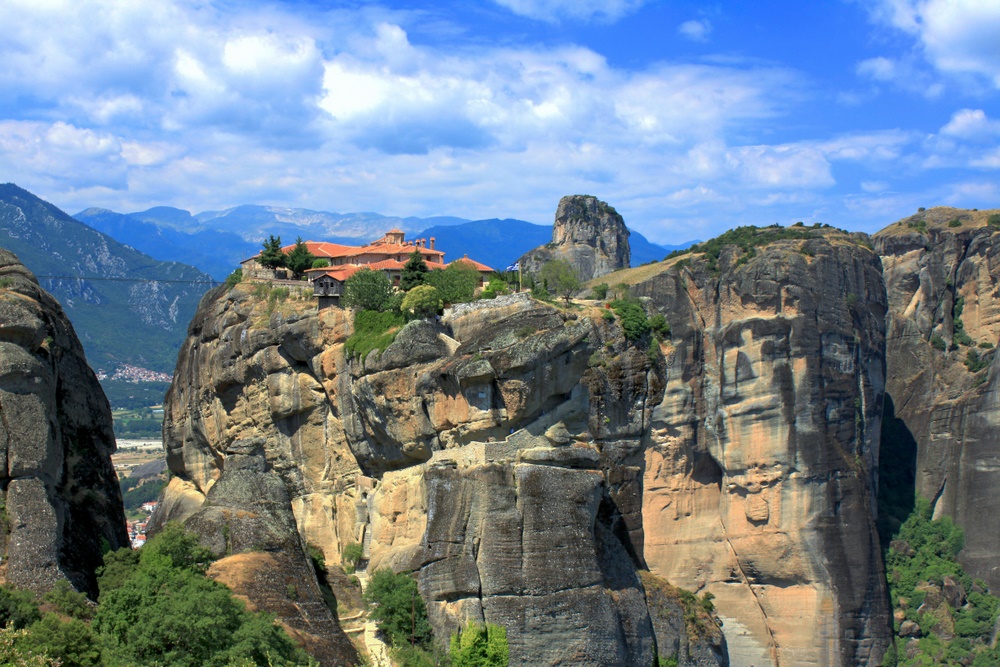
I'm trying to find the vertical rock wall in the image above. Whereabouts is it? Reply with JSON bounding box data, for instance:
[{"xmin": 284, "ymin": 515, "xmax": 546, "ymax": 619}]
[
  {"xmin": 0, "ymin": 248, "xmax": 128, "ymax": 596},
  {"xmin": 632, "ymin": 231, "xmax": 891, "ymax": 666},
  {"xmin": 876, "ymin": 207, "xmax": 1000, "ymax": 590}
]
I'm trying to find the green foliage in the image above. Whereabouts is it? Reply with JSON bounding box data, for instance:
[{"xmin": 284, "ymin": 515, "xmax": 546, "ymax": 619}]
[
  {"xmin": 885, "ymin": 499, "xmax": 1000, "ymax": 666},
  {"xmin": 666, "ymin": 224, "xmax": 818, "ymax": 271},
  {"xmin": 592, "ymin": 283, "xmax": 609, "ymax": 300},
  {"xmin": 979, "ymin": 341, "xmax": 995, "ymax": 349},
  {"xmin": 0, "ymin": 627, "xmax": 60, "ymax": 667},
  {"xmin": 311, "ymin": 258, "xmax": 330, "ymax": 269},
  {"xmin": 259, "ymin": 235, "xmax": 286, "ymax": 270},
  {"xmin": 20, "ymin": 614, "xmax": 101, "ymax": 667},
  {"xmin": 948, "ymin": 218, "xmax": 962, "ymax": 228},
  {"xmin": 647, "ymin": 337, "xmax": 660, "ymax": 363},
  {"xmin": 401, "ymin": 250, "xmax": 430, "ymax": 291},
  {"xmin": 449, "ymin": 622, "xmax": 509, "ymax": 667},
  {"xmin": 94, "ymin": 523, "xmax": 310, "ymax": 667},
  {"xmin": 987, "ymin": 213, "xmax": 1000, "ymax": 229},
  {"xmin": 610, "ymin": 299, "xmax": 650, "ymax": 341},
  {"xmin": 964, "ymin": 349, "xmax": 990, "ymax": 373},
  {"xmin": 425, "ymin": 263, "xmax": 480, "ymax": 304},
  {"xmin": 657, "ymin": 656, "xmax": 679, "ymax": 667},
  {"xmin": 391, "ymin": 645, "xmax": 442, "ymax": 667},
  {"xmin": 224, "ymin": 269, "xmax": 243, "ymax": 290},
  {"xmin": 43, "ymin": 581, "xmax": 92, "ymax": 620},
  {"xmin": 363, "ymin": 569, "xmax": 432, "ymax": 649},
  {"xmin": 401, "ymin": 285, "xmax": 442, "ymax": 319},
  {"xmin": 907, "ymin": 218, "xmax": 928, "ymax": 234},
  {"xmin": 649, "ymin": 313, "xmax": 670, "ymax": 338},
  {"xmin": 481, "ymin": 276, "xmax": 507, "ymax": 300},
  {"xmin": 0, "ymin": 586, "xmax": 41, "ymax": 630},
  {"xmin": 539, "ymin": 260, "xmax": 581, "ymax": 302},
  {"xmin": 345, "ymin": 310, "xmax": 405, "ymax": 359},
  {"xmin": 930, "ymin": 334, "xmax": 947, "ymax": 352},
  {"xmin": 284, "ymin": 238, "xmax": 316, "ymax": 277},
  {"xmin": 341, "ymin": 543, "xmax": 364, "ymax": 574},
  {"xmin": 343, "ymin": 267, "xmax": 393, "ymax": 312}
]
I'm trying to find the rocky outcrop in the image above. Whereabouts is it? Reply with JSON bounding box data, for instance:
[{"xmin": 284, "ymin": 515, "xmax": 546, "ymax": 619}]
[
  {"xmin": 628, "ymin": 228, "xmax": 892, "ymax": 666},
  {"xmin": 518, "ymin": 195, "xmax": 630, "ymax": 281},
  {"xmin": 157, "ymin": 225, "xmax": 891, "ymax": 666},
  {"xmin": 0, "ymin": 247, "xmax": 128, "ymax": 596},
  {"xmin": 875, "ymin": 207, "xmax": 1000, "ymax": 590}
]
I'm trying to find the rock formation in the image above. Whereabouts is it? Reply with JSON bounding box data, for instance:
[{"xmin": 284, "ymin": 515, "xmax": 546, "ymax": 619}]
[
  {"xmin": 0, "ymin": 247, "xmax": 128, "ymax": 596},
  {"xmin": 155, "ymin": 223, "xmax": 892, "ymax": 666},
  {"xmin": 875, "ymin": 207, "xmax": 1000, "ymax": 590},
  {"xmin": 518, "ymin": 195, "xmax": 630, "ymax": 281}
]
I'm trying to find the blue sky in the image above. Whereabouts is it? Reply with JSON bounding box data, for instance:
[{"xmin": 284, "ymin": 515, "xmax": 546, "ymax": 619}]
[{"xmin": 2, "ymin": 0, "xmax": 999, "ymax": 244}]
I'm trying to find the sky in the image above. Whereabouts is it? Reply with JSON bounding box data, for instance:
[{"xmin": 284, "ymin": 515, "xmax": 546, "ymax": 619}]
[{"xmin": 2, "ymin": 0, "xmax": 1000, "ymax": 245}]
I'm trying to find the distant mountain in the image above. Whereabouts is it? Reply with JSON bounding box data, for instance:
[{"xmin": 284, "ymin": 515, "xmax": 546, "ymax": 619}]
[
  {"xmin": 75, "ymin": 208, "xmax": 258, "ymax": 281},
  {"xmin": 76, "ymin": 203, "xmax": 698, "ymax": 280},
  {"xmin": 0, "ymin": 184, "xmax": 214, "ymax": 376},
  {"xmin": 414, "ymin": 218, "xmax": 696, "ymax": 272}
]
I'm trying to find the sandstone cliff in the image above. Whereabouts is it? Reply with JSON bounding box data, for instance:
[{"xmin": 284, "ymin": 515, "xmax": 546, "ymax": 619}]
[
  {"xmin": 156, "ymin": 224, "xmax": 891, "ymax": 666},
  {"xmin": 0, "ymin": 247, "xmax": 128, "ymax": 596},
  {"xmin": 518, "ymin": 195, "xmax": 630, "ymax": 281},
  {"xmin": 875, "ymin": 207, "xmax": 1000, "ymax": 591}
]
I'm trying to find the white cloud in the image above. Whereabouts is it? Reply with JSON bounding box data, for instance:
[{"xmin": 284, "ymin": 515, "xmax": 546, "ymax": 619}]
[
  {"xmin": 678, "ymin": 19, "xmax": 712, "ymax": 42},
  {"xmin": 940, "ymin": 109, "xmax": 1000, "ymax": 140},
  {"xmin": 490, "ymin": 0, "xmax": 648, "ymax": 23},
  {"xmin": 864, "ymin": 0, "xmax": 1000, "ymax": 88},
  {"xmin": 857, "ymin": 57, "xmax": 896, "ymax": 81}
]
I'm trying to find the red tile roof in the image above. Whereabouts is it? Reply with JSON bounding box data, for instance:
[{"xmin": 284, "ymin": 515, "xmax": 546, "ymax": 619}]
[{"xmin": 451, "ymin": 256, "xmax": 495, "ymax": 272}]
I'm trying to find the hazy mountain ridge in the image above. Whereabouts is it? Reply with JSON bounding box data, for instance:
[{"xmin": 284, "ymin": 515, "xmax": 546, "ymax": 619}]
[
  {"xmin": 76, "ymin": 204, "xmax": 692, "ymax": 279},
  {"xmin": 0, "ymin": 183, "xmax": 214, "ymax": 375}
]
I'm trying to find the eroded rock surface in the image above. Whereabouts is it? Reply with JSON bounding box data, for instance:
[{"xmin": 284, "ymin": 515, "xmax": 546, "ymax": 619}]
[
  {"xmin": 158, "ymin": 226, "xmax": 891, "ymax": 666},
  {"xmin": 519, "ymin": 194, "xmax": 631, "ymax": 281},
  {"xmin": 0, "ymin": 247, "xmax": 128, "ymax": 595},
  {"xmin": 876, "ymin": 207, "xmax": 1000, "ymax": 590}
]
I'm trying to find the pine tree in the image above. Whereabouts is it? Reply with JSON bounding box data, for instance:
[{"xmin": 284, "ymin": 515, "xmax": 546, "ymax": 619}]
[
  {"xmin": 284, "ymin": 237, "xmax": 315, "ymax": 277},
  {"xmin": 400, "ymin": 250, "xmax": 429, "ymax": 290},
  {"xmin": 258, "ymin": 235, "xmax": 286, "ymax": 270}
]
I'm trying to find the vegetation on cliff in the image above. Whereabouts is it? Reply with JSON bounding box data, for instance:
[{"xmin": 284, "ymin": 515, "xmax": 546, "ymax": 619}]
[
  {"xmin": 882, "ymin": 498, "xmax": 1000, "ymax": 666},
  {"xmin": 0, "ymin": 524, "xmax": 316, "ymax": 667}
]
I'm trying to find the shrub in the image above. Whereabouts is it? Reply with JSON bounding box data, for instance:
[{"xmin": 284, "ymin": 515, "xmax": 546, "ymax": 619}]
[
  {"xmin": 345, "ymin": 310, "xmax": 405, "ymax": 359},
  {"xmin": 930, "ymin": 334, "xmax": 947, "ymax": 351},
  {"xmin": 311, "ymin": 258, "xmax": 330, "ymax": 269},
  {"xmin": 0, "ymin": 586, "xmax": 41, "ymax": 629},
  {"xmin": 343, "ymin": 268, "xmax": 393, "ymax": 312},
  {"xmin": 539, "ymin": 260, "xmax": 581, "ymax": 303},
  {"xmin": 649, "ymin": 313, "xmax": 670, "ymax": 338},
  {"xmin": 450, "ymin": 622, "xmax": 509, "ymax": 667},
  {"xmin": 401, "ymin": 285, "xmax": 443, "ymax": 319},
  {"xmin": 988, "ymin": 213, "xmax": 1000, "ymax": 229},
  {"xmin": 949, "ymin": 218, "xmax": 962, "ymax": 228},
  {"xmin": 341, "ymin": 543, "xmax": 364, "ymax": 573},
  {"xmin": 42, "ymin": 580, "xmax": 92, "ymax": 620},
  {"xmin": 363, "ymin": 569, "xmax": 432, "ymax": 649},
  {"xmin": 592, "ymin": 283, "xmax": 609, "ymax": 300},
  {"xmin": 965, "ymin": 349, "xmax": 989, "ymax": 373},
  {"xmin": 224, "ymin": 269, "xmax": 243, "ymax": 290},
  {"xmin": 610, "ymin": 299, "xmax": 650, "ymax": 341},
  {"xmin": 20, "ymin": 614, "xmax": 101, "ymax": 667}
]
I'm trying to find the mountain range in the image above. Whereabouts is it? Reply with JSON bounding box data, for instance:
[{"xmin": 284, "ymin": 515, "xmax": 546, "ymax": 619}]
[
  {"xmin": 75, "ymin": 204, "xmax": 694, "ymax": 280},
  {"xmin": 0, "ymin": 184, "xmax": 214, "ymax": 377}
]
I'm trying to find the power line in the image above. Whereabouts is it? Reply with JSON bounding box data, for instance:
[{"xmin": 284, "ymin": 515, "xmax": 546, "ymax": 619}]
[{"xmin": 35, "ymin": 275, "xmax": 221, "ymax": 285}]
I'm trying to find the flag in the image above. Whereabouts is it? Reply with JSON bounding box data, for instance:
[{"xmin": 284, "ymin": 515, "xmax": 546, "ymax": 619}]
[{"xmin": 505, "ymin": 262, "xmax": 520, "ymax": 272}]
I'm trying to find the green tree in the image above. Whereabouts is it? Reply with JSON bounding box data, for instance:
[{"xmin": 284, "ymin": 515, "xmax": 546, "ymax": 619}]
[
  {"xmin": 20, "ymin": 615, "xmax": 101, "ymax": 667},
  {"xmin": 311, "ymin": 258, "xmax": 330, "ymax": 269},
  {"xmin": 481, "ymin": 275, "xmax": 507, "ymax": 299},
  {"xmin": 94, "ymin": 522, "xmax": 310, "ymax": 667},
  {"xmin": 363, "ymin": 569, "xmax": 432, "ymax": 649},
  {"xmin": 42, "ymin": 581, "xmax": 91, "ymax": 620},
  {"xmin": 284, "ymin": 238, "xmax": 316, "ymax": 278},
  {"xmin": 342, "ymin": 268, "xmax": 393, "ymax": 311},
  {"xmin": 539, "ymin": 260, "xmax": 580, "ymax": 303},
  {"xmin": 425, "ymin": 263, "xmax": 480, "ymax": 304},
  {"xmin": 610, "ymin": 299, "xmax": 650, "ymax": 341},
  {"xmin": 401, "ymin": 285, "xmax": 442, "ymax": 319},
  {"xmin": 258, "ymin": 235, "xmax": 286, "ymax": 270},
  {"xmin": 401, "ymin": 250, "xmax": 430, "ymax": 290},
  {"xmin": 449, "ymin": 622, "xmax": 509, "ymax": 667},
  {"xmin": 0, "ymin": 586, "xmax": 41, "ymax": 630},
  {"xmin": 0, "ymin": 627, "xmax": 59, "ymax": 667},
  {"xmin": 592, "ymin": 283, "xmax": 609, "ymax": 300}
]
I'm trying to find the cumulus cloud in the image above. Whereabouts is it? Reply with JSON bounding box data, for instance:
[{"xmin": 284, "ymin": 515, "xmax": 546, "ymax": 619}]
[
  {"xmin": 940, "ymin": 109, "xmax": 1000, "ymax": 139},
  {"xmin": 490, "ymin": 0, "xmax": 648, "ymax": 23},
  {"xmin": 863, "ymin": 0, "xmax": 1000, "ymax": 88},
  {"xmin": 678, "ymin": 19, "xmax": 712, "ymax": 42}
]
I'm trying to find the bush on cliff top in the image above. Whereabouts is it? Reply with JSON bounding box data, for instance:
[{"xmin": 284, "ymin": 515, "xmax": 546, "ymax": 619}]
[
  {"xmin": 345, "ymin": 310, "xmax": 405, "ymax": 359},
  {"xmin": 665, "ymin": 224, "xmax": 821, "ymax": 272}
]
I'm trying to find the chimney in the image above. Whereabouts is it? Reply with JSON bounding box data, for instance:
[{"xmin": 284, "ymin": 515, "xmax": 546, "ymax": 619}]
[{"xmin": 430, "ymin": 237, "xmax": 436, "ymax": 250}]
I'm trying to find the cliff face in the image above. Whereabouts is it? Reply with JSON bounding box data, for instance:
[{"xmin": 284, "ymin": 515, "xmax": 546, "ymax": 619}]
[
  {"xmin": 157, "ymin": 226, "xmax": 890, "ymax": 666},
  {"xmin": 519, "ymin": 195, "xmax": 631, "ymax": 281},
  {"xmin": 875, "ymin": 207, "xmax": 1000, "ymax": 590},
  {"xmin": 0, "ymin": 248, "xmax": 128, "ymax": 596},
  {"xmin": 629, "ymin": 229, "xmax": 891, "ymax": 667}
]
